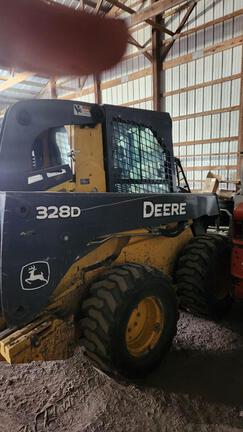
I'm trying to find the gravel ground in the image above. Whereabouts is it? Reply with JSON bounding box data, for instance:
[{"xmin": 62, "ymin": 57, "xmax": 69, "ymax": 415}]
[{"xmin": 0, "ymin": 304, "xmax": 243, "ymax": 432}]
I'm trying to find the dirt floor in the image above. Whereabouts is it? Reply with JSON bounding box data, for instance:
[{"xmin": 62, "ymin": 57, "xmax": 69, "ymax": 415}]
[{"xmin": 1, "ymin": 304, "xmax": 243, "ymax": 432}]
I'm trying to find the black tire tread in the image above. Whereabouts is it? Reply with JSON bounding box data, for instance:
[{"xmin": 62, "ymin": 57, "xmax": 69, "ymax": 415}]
[
  {"xmin": 81, "ymin": 263, "xmax": 177, "ymax": 375},
  {"xmin": 175, "ymin": 234, "xmax": 232, "ymax": 318}
]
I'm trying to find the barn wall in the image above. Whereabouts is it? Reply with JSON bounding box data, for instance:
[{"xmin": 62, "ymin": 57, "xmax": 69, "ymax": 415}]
[
  {"xmin": 59, "ymin": 0, "xmax": 243, "ymax": 191},
  {"xmin": 68, "ymin": 0, "xmax": 153, "ymax": 109},
  {"xmin": 163, "ymin": 0, "xmax": 243, "ymax": 190}
]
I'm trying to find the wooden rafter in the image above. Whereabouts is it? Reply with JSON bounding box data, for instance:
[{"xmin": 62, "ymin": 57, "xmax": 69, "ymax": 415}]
[
  {"xmin": 84, "ymin": 0, "xmax": 107, "ymax": 12},
  {"xmin": 124, "ymin": 43, "xmax": 152, "ymax": 61},
  {"xmin": 94, "ymin": 0, "xmax": 103, "ymax": 13},
  {"xmin": 163, "ymin": 0, "xmax": 191, "ymax": 17},
  {"xmin": 106, "ymin": 0, "xmax": 176, "ymax": 64},
  {"xmin": 1, "ymin": 87, "xmax": 38, "ymax": 96},
  {"xmin": 128, "ymin": 35, "xmax": 152, "ymax": 62},
  {"xmin": 107, "ymin": 0, "xmax": 128, "ymax": 16},
  {"xmin": 106, "ymin": 0, "xmax": 174, "ymax": 36},
  {"xmin": 59, "ymin": 76, "xmax": 88, "ymax": 100},
  {"xmin": 161, "ymin": 0, "xmax": 197, "ymax": 62},
  {"xmin": 128, "ymin": 35, "xmax": 151, "ymax": 49},
  {"xmin": 129, "ymin": 0, "xmax": 187, "ymax": 28},
  {"xmin": 0, "ymin": 71, "xmax": 34, "ymax": 93},
  {"xmin": 163, "ymin": 8, "xmax": 243, "ymax": 45}
]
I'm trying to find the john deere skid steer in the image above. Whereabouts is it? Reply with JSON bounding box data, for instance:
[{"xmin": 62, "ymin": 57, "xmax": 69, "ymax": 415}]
[{"xmin": 0, "ymin": 100, "xmax": 231, "ymax": 377}]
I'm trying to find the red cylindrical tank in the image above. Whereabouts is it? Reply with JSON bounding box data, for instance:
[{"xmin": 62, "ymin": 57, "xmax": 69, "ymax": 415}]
[{"xmin": 231, "ymin": 202, "xmax": 243, "ymax": 299}]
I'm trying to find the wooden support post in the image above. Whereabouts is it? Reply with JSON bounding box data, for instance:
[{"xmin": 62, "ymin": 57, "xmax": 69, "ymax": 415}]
[
  {"xmin": 152, "ymin": 1, "xmax": 162, "ymax": 111},
  {"xmin": 50, "ymin": 77, "xmax": 57, "ymax": 99},
  {"xmin": 94, "ymin": 74, "xmax": 102, "ymax": 104}
]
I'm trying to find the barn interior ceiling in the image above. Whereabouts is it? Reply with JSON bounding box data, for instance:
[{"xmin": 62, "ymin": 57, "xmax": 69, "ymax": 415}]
[{"xmin": 0, "ymin": 0, "xmax": 198, "ymax": 113}]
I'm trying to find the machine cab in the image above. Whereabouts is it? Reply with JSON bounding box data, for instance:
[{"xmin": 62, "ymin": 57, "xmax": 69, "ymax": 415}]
[{"xmin": 0, "ymin": 100, "xmax": 175, "ymax": 193}]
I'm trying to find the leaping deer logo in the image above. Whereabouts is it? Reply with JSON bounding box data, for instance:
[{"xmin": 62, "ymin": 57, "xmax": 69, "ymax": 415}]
[
  {"xmin": 25, "ymin": 265, "xmax": 48, "ymax": 285},
  {"xmin": 74, "ymin": 104, "xmax": 83, "ymax": 115}
]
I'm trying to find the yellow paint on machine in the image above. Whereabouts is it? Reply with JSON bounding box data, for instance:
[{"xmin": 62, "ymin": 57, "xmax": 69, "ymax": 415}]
[
  {"xmin": 116, "ymin": 227, "xmax": 192, "ymax": 275},
  {"xmin": 0, "ymin": 120, "xmax": 194, "ymax": 364},
  {"xmin": 0, "ymin": 225, "xmax": 192, "ymax": 364},
  {"xmin": 0, "ymin": 315, "xmax": 76, "ymax": 364},
  {"xmin": 49, "ymin": 123, "xmax": 106, "ymax": 193}
]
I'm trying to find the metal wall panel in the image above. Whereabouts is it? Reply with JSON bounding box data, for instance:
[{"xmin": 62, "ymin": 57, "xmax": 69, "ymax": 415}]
[
  {"xmin": 164, "ymin": 0, "xmax": 243, "ymax": 190},
  {"xmin": 53, "ymin": 0, "xmax": 242, "ymax": 192}
]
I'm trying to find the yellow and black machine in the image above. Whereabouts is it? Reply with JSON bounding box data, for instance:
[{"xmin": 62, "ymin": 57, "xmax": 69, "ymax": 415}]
[{"xmin": 0, "ymin": 100, "xmax": 232, "ymax": 377}]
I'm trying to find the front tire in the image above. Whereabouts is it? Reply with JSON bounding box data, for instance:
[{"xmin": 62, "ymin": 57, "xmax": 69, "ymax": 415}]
[
  {"xmin": 175, "ymin": 234, "xmax": 233, "ymax": 319},
  {"xmin": 81, "ymin": 263, "xmax": 178, "ymax": 378}
]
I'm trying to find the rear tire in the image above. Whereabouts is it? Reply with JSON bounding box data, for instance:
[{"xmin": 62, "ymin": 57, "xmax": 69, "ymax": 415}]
[
  {"xmin": 81, "ymin": 263, "xmax": 178, "ymax": 378},
  {"xmin": 175, "ymin": 234, "xmax": 233, "ymax": 319}
]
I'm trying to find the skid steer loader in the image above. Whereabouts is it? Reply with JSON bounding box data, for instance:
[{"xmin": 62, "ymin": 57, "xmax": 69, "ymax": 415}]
[{"xmin": 0, "ymin": 100, "xmax": 232, "ymax": 378}]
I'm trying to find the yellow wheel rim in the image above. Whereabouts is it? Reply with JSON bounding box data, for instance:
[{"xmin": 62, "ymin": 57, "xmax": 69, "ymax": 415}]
[{"xmin": 125, "ymin": 296, "xmax": 164, "ymax": 358}]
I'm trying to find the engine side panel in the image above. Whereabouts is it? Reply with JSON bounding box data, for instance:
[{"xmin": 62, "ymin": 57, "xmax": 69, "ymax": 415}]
[{"xmin": 0, "ymin": 191, "xmax": 219, "ymax": 327}]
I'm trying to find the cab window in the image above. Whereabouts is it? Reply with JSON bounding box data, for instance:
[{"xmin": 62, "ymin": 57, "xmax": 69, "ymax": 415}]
[{"xmin": 32, "ymin": 126, "xmax": 71, "ymax": 171}]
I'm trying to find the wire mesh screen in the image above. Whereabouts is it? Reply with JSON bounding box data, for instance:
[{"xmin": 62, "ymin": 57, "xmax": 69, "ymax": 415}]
[{"xmin": 111, "ymin": 119, "xmax": 173, "ymax": 193}]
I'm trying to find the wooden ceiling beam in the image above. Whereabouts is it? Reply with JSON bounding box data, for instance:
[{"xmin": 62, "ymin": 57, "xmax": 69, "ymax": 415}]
[
  {"xmin": 128, "ymin": 0, "xmax": 188, "ymax": 28},
  {"xmin": 107, "ymin": 0, "xmax": 126, "ymax": 16},
  {"xmin": 83, "ymin": 0, "xmax": 108, "ymax": 12},
  {"xmin": 128, "ymin": 35, "xmax": 152, "ymax": 62},
  {"xmin": 163, "ymin": 8, "xmax": 243, "ymax": 45},
  {"xmin": 106, "ymin": 0, "xmax": 174, "ymax": 36},
  {"xmin": 0, "ymin": 71, "xmax": 34, "ymax": 93},
  {"xmin": 161, "ymin": 0, "xmax": 197, "ymax": 61},
  {"xmin": 106, "ymin": 0, "xmax": 174, "ymax": 64},
  {"xmin": 95, "ymin": 0, "xmax": 104, "ymax": 14},
  {"xmin": 0, "ymin": 75, "xmax": 46, "ymax": 89},
  {"xmin": 163, "ymin": 0, "xmax": 190, "ymax": 18},
  {"xmin": 59, "ymin": 77, "xmax": 88, "ymax": 100},
  {"xmin": 1, "ymin": 87, "xmax": 38, "ymax": 96}
]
